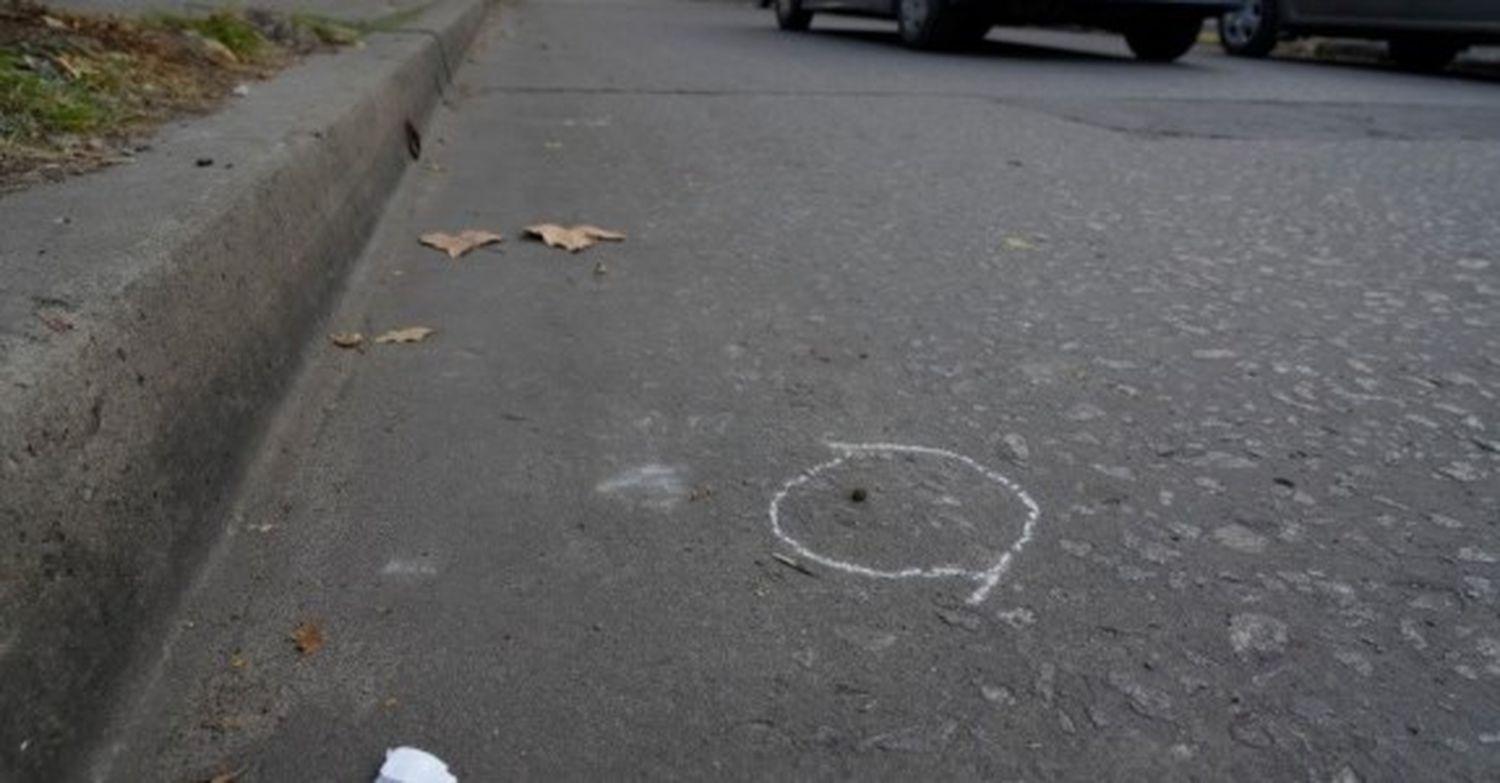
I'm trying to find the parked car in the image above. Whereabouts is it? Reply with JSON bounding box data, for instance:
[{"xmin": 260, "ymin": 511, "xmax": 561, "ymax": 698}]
[
  {"xmin": 1219, "ymin": 0, "xmax": 1500, "ymax": 70},
  {"xmin": 773, "ymin": 0, "xmax": 1241, "ymax": 62}
]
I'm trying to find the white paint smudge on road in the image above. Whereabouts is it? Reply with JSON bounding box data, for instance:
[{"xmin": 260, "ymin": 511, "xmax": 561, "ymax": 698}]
[{"xmin": 596, "ymin": 463, "xmax": 689, "ymax": 509}]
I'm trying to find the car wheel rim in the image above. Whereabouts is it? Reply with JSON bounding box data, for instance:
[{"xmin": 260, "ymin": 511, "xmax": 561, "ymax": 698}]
[
  {"xmin": 1222, "ymin": 0, "xmax": 1262, "ymax": 47},
  {"xmin": 900, "ymin": 0, "xmax": 928, "ymax": 29}
]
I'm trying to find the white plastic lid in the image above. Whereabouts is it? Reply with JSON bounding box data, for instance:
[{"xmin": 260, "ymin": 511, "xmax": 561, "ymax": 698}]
[{"xmin": 374, "ymin": 746, "xmax": 457, "ymax": 783}]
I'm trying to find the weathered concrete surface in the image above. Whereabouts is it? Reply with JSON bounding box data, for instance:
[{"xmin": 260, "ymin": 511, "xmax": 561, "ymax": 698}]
[
  {"xmin": 102, "ymin": 3, "xmax": 1500, "ymax": 781},
  {"xmin": 0, "ymin": 0, "xmax": 488, "ymax": 778}
]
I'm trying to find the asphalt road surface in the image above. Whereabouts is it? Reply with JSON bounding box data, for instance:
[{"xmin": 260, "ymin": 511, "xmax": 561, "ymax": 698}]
[{"xmin": 95, "ymin": 1, "xmax": 1500, "ymax": 780}]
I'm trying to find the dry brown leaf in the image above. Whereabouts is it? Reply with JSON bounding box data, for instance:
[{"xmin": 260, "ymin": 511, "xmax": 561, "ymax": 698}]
[
  {"xmin": 419, "ymin": 230, "xmax": 503, "ymax": 259},
  {"xmin": 291, "ymin": 621, "xmax": 324, "ymax": 656},
  {"xmin": 37, "ymin": 310, "xmax": 74, "ymax": 332},
  {"xmin": 330, "ymin": 332, "xmax": 364, "ymax": 349},
  {"xmin": 374, "ymin": 326, "xmax": 434, "ymax": 344},
  {"xmin": 52, "ymin": 54, "xmax": 85, "ymax": 81},
  {"xmin": 525, "ymin": 223, "xmax": 626, "ymax": 253}
]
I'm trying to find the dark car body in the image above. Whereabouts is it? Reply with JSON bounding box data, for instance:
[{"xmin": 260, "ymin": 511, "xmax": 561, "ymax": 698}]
[
  {"xmin": 775, "ymin": 0, "xmax": 1241, "ymax": 61},
  {"xmin": 1219, "ymin": 0, "xmax": 1500, "ymax": 69},
  {"xmin": 813, "ymin": 0, "xmax": 1235, "ymax": 26},
  {"xmin": 1272, "ymin": 0, "xmax": 1500, "ymax": 38}
]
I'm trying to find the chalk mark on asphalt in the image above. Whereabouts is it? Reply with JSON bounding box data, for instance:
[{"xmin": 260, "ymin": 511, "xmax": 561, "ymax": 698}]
[{"xmin": 768, "ymin": 442, "xmax": 1041, "ymax": 605}]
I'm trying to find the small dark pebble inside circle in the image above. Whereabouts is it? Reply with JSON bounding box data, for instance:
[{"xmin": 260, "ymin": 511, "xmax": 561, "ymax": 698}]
[{"xmin": 850, "ymin": 488, "xmax": 868, "ymax": 503}]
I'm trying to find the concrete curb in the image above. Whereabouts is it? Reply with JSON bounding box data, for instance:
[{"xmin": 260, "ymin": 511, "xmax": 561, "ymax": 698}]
[{"xmin": 0, "ymin": 0, "xmax": 488, "ymax": 777}]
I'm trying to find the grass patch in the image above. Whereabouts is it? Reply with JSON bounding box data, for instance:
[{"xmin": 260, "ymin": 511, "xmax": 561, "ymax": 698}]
[
  {"xmin": 147, "ymin": 9, "xmax": 271, "ymax": 61},
  {"xmin": 0, "ymin": 1, "xmax": 368, "ymax": 192},
  {"xmin": 0, "ymin": 49, "xmax": 112, "ymax": 141},
  {"xmin": 286, "ymin": 4, "xmax": 433, "ymax": 46},
  {"xmin": 359, "ymin": 4, "xmax": 433, "ymax": 34},
  {"xmin": 0, "ymin": 5, "xmax": 256, "ymax": 154},
  {"xmin": 289, "ymin": 13, "xmax": 361, "ymax": 45}
]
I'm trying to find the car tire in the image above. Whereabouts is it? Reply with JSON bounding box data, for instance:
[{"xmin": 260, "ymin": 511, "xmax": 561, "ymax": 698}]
[
  {"xmin": 1387, "ymin": 36, "xmax": 1463, "ymax": 71},
  {"xmin": 897, "ymin": 0, "xmax": 988, "ymax": 50},
  {"xmin": 1218, "ymin": 0, "xmax": 1278, "ymax": 58},
  {"xmin": 1124, "ymin": 16, "xmax": 1203, "ymax": 62},
  {"xmin": 775, "ymin": 0, "xmax": 813, "ymax": 32}
]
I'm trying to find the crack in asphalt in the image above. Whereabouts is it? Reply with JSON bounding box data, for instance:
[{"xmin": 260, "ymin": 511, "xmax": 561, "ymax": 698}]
[{"xmin": 472, "ymin": 85, "xmax": 1500, "ymax": 140}]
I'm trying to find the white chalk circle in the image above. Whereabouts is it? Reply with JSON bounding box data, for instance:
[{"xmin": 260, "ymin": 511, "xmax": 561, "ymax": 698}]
[{"xmin": 768, "ymin": 442, "xmax": 1041, "ymax": 605}]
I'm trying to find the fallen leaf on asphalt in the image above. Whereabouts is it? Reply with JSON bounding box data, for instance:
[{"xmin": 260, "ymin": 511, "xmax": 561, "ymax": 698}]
[
  {"xmin": 374, "ymin": 327, "xmax": 434, "ymax": 344},
  {"xmin": 525, "ymin": 223, "xmax": 626, "ymax": 253},
  {"xmin": 291, "ymin": 621, "xmax": 324, "ymax": 655},
  {"xmin": 419, "ymin": 230, "xmax": 503, "ymax": 259},
  {"xmin": 37, "ymin": 311, "xmax": 74, "ymax": 333},
  {"xmin": 330, "ymin": 332, "xmax": 364, "ymax": 349},
  {"xmin": 229, "ymin": 653, "xmax": 248, "ymax": 671},
  {"xmin": 1003, "ymin": 236, "xmax": 1035, "ymax": 251}
]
